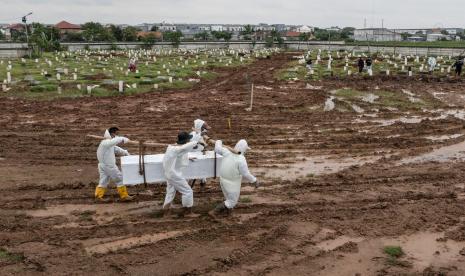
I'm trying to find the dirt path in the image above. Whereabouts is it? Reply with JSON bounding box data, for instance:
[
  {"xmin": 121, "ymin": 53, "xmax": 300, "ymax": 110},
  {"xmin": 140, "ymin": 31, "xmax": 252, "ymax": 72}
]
[{"xmin": 2, "ymin": 53, "xmax": 465, "ymax": 275}]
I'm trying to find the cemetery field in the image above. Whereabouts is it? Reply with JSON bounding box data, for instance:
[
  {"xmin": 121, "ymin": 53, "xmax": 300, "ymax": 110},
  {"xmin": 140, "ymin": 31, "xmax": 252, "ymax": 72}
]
[
  {"xmin": 0, "ymin": 48, "xmax": 258, "ymax": 99},
  {"xmin": 278, "ymin": 50, "xmax": 464, "ymax": 81},
  {"xmin": 2, "ymin": 52, "xmax": 465, "ymax": 275}
]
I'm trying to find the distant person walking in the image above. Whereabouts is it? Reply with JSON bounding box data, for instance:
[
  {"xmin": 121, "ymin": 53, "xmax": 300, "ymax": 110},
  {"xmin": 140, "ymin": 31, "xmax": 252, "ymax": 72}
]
[
  {"xmin": 453, "ymin": 57, "xmax": 464, "ymax": 77},
  {"xmin": 306, "ymin": 59, "xmax": 313, "ymax": 71},
  {"xmin": 365, "ymin": 57, "xmax": 373, "ymax": 70},
  {"xmin": 428, "ymin": 56, "xmax": 437, "ymax": 73},
  {"xmin": 357, "ymin": 57, "xmax": 364, "ymax": 73}
]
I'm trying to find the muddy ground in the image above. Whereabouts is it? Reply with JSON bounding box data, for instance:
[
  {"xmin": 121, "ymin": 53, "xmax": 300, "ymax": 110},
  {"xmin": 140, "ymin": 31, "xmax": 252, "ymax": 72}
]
[{"xmin": 2, "ymin": 53, "xmax": 465, "ymax": 275}]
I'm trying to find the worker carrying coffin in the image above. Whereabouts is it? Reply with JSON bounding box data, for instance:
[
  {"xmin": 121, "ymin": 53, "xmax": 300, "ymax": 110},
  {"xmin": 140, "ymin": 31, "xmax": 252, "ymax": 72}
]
[
  {"xmin": 189, "ymin": 118, "xmax": 210, "ymax": 189},
  {"xmin": 209, "ymin": 139, "xmax": 259, "ymax": 216},
  {"xmin": 162, "ymin": 131, "xmax": 204, "ymax": 218},
  {"xmin": 94, "ymin": 127, "xmax": 135, "ymax": 202}
]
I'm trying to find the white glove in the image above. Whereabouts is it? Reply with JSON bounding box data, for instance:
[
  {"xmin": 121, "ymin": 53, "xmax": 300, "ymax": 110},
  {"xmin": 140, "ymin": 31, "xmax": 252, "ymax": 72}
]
[
  {"xmin": 121, "ymin": 137, "xmax": 130, "ymax": 144},
  {"xmin": 253, "ymin": 180, "xmax": 260, "ymax": 189}
]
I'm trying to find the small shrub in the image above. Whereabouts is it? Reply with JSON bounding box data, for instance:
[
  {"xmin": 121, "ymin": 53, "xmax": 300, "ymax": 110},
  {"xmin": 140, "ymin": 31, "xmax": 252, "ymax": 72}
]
[{"xmin": 383, "ymin": 246, "xmax": 404, "ymax": 258}]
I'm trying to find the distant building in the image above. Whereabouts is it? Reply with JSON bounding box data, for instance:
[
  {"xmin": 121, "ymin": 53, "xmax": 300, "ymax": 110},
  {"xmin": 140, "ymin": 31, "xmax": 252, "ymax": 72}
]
[
  {"xmin": 392, "ymin": 28, "xmax": 431, "ymax": 35},
  {"xmin": 426, "ymin": 33, "xmax": 451, "ymax": 41},
  {"xmin": 273, "ymin": 24, "xmax": 289, "ymax": 32},
  {"xmin": 354, "ymin": 28, "xmax": 402, "ymax": 41},
  {"xmin": 254, "ymin": 24, "xmax": 275, "ymax": 32},
  {"xmin": 55, "ymin": 21, "xmax": 81, "ymax": 34},
  {"xmin": 224, "ymin": 25, "xmax": 244, "ymax": 33},
  {"xmin": 159, "ymin": 24, "xmax": 176, "ymax": 32},
  {"xmin": 135, "ymin": 23, "xmax": 154, "ymax": 32},
  {"xmin": 295, "ymin": 25, "xmax": 314, "ymax": 33},
  {"xmin": 283, "ymin": 31, "xmax": 302, "ymax": 40},
  {"xmin": 211, "ymin": 25, "xmax": 224, "ymax": 32},
  {"xmin": 442, "ymin": 28, "xmax": 464, "ymax": 35}
]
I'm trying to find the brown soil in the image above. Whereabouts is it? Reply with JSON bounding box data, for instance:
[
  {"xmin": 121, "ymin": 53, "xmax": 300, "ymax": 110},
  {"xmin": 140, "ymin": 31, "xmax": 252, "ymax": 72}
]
[{"xmin": 2, "ymin": 53, "xmax": 465, "ymax": 275}]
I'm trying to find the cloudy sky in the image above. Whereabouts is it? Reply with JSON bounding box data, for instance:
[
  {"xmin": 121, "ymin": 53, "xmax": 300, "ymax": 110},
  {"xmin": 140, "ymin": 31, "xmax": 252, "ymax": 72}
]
[{"xmin": 0, "ymin": 0, "xmax": 463, "ymax": 28}]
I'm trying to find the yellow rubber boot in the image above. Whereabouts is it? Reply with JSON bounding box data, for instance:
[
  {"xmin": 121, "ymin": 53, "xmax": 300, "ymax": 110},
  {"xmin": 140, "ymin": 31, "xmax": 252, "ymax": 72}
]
[
  {"xmin": 117, "ymin": 186, "xmax": 135, "ymax": 202},
  {"xmin": 94, "ymin": 187, "xmax": 109, "ymax": 203}
]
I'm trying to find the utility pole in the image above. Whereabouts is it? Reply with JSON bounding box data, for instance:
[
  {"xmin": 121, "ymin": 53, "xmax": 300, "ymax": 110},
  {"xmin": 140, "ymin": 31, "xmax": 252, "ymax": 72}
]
[{"xmin": 22, "ymin": 12, "xmax": 32, "ymax": 58}]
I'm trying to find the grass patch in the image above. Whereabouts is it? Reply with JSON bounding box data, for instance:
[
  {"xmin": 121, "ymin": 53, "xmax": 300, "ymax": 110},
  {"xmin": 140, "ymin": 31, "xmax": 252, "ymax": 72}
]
[
  {"xmin": 0, "ymin": 248, "xmax": 25, "ymax": 263},
  {"xmin": 383, "ymin": 245, "xmax": 404, "ymax": 258},
  {"xmin": 334, "ymin": 88, "xmax": 434, "ymax": 110}
]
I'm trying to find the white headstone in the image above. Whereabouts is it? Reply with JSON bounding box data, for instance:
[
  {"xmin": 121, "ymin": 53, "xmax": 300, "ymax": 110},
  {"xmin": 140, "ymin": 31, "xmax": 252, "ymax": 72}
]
[
  {"xmin": 119, "ymin": 81, "xmax": 124, "ymax": 93},
  {"xmin": 6, "ymin": 72, "xmax": 11, "ymax": 83}
]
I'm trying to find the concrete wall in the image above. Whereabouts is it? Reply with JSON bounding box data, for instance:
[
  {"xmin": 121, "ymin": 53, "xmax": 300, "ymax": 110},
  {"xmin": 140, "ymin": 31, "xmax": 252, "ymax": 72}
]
[
  {"xmin": 0, "ymin": 43, "xmax": 29, "ymax": 58},
  {"xmin": 2, "ymin": 41, "xmax": 465, "ymax": 58}
]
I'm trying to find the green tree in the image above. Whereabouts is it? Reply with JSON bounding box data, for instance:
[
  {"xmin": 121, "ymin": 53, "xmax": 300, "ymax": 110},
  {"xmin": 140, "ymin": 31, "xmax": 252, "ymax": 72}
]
[
  {"xmin": 109, "ymin": 25, "xmax": 124, "ymax": 41},
  {"xmin": 0, "ymin": 31, "xmax": 4, "ymax": 40},
  {"xmin": 163, "ymin": 31, "xmax": 182, "ymax": 47},
  {"xmin": 62, "ymin": 31, "xmax": 84, "ymax": 42},
  {"xmin": 241, "ymin": 25, "xmax": 254, "ymax": 40},
  {"xmin": 141, "ymin": 33, "xmax": 159, "ymax": 49},
  {"xmin": 314, "ymin": 28, "xmax": 329, "ymax": 40},
  {"xmin": 30, "ymin": 23, "xmax": 61, "ymax": 54},
  {"xmin": 242, "ymin": 25, "xmax": 253, "ymax": 35},
  {"xmin": 341, "ymin": 27, "xmax": 355, "ymax": 39},
  {"xmin": 11, "ymin": 29, "xmax": 27, "ymax": 42},
  {"xmin": 122, "ymin": 26, "xmax": 139, "ymax": 41},
  {"xmin": 401, "ymin": 32, "xmax": 411, "ymax": 40},
  {"xmin": 194, "ymin": 31, "xmax": 210, "ymax": 41},
  {"xmin": 150, "ymin": 25, "xmax": 159, "ymax": 32},
  {"xmin": 265, "ymin": 30, "xmax": 284, "ymax": 48},
  {"xmin": 299, "ymin": 33, "xmax": 310, "ymax": 41},
  {"xmin": 211, "ymin": 31, "xmax": 223, "ymax": 40},
  {"xmin": 82, "ymin": 22, "xmax": 114, "ymax": 42},
  {"xmin": 223, "ymin": 32, "xmax": 232, "ymax": 41}
]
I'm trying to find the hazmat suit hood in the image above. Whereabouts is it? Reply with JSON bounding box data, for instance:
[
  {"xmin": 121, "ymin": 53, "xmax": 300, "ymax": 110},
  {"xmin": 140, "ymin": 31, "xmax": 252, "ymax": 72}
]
[
  {"xmin": 193, "ymin": 119, "xmax": 205, "ymax": 133},
  {"xmin": 104, "ymin": 129, "xmax": 112, "ymax": 139},
  {"xmin": 234, "ymin": 139, "xmax": 251, "ymax": 155}
]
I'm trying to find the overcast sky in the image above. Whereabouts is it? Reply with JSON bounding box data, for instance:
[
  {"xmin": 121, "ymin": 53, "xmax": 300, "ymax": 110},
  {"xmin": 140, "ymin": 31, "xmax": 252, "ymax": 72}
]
[{"xmin": 0, "ymin": 0, "xmax": 463, "ymax": 28}]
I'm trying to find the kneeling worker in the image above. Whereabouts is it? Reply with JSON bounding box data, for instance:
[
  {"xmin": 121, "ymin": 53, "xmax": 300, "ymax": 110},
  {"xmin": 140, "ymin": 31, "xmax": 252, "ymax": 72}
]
[
  {"xmin": 210, "ymin": 139, "xmax": 259, "ymax": 216},
  {"xmin": 95, "ymin": 127, "xmax": 135, "ymax": 202}
]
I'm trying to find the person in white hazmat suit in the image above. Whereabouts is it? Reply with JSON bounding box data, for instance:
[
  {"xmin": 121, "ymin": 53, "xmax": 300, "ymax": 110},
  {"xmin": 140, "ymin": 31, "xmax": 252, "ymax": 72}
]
[
  {"xmin": 162, "ymin": 131, "xmax": 203, "ymax": 217},
  {"xmin": 428, "ymin": 57, "xmax": 437, "ymax": 73},
  {"xmin": 95, "ymin": 127, "xmax": 135, "ymax": 202},
  {"xmin": 211, "ymin": 139, "xmax": 259, "ymax": 216},
  {"xmin": 189, "ymin": 119, "xmax": 211, "ymax": 189}
]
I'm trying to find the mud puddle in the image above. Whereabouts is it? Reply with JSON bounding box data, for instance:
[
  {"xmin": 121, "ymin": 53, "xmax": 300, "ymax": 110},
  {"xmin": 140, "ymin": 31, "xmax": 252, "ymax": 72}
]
[
  {"xmin": 256, "ymin": 155, "xmax": 382, "ymax": 180},
  {"xmin": 26, "ymin": 201, "xmax": 161, "ymax": 222},
  {"xmin": 83, "ymin": 230, "xmax": 187, "ymax": 255},
  {"xmin": 400, "ymin": 140, "xmax": 465, "ymax": 164}
]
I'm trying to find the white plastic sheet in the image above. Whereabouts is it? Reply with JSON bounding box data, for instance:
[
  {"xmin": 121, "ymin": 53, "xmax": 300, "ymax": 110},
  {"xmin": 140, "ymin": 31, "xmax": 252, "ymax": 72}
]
[{"xmin": 121, "ymin": 151, "xmax": 222, "ymax": 186}]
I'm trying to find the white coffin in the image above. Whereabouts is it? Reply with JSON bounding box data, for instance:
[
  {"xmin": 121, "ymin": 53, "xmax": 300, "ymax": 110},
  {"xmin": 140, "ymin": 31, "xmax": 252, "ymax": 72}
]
[{"xmin": 121, "ymin": 151, "xmax": 222, "ymax": 186}]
